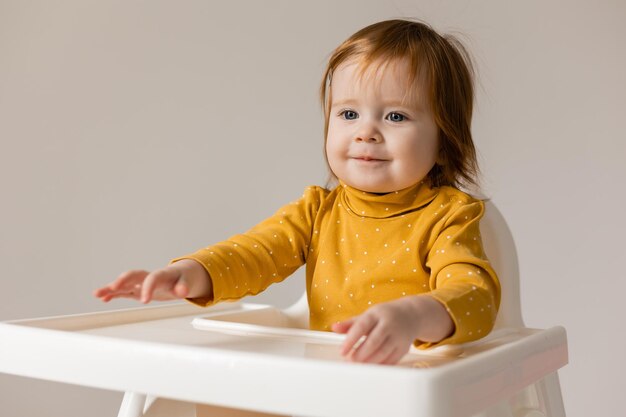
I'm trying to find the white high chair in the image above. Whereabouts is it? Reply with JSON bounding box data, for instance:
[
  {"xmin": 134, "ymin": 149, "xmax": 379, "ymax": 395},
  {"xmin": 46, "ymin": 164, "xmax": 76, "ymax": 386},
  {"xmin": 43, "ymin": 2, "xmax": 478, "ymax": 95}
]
[
  {"xmin": 117, "ymin": 201, "xmax": 568, "ymax": 417},
  {"xmin": 0, "ymin": 201, "xmax": 568, "ymax": 417}
]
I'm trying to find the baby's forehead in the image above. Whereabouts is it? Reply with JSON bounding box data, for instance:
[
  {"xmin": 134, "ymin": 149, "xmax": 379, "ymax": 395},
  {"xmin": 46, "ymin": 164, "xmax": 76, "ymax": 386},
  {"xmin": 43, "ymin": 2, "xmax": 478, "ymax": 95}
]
[{"xmin": 332, "ymin": 58, "xmax": 428, "ymax": 106}]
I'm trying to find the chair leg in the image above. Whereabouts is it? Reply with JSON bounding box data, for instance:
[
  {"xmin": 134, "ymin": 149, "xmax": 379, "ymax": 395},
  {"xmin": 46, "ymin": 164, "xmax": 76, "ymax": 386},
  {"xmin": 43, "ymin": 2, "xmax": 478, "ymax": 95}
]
[
  {"xmin": 511, "ymin": 372, "xmax": 566, "ymax": 417},
  {"xmin": 116, "ymin": 392, "xmax": 288, "ymax": 417},
  {"xmin": 472, "ymin": 371, "xmax": 566, "ymax": 417},
  {"xmin": 142, "ymin": 395, "xmax": 198, "ymax": 417},
  {"xmin": 117, "ymin": 392, "xmax": 199, "ymax": 417},
  {"xmin": 535, "ymin": 372, "xmax": 566, "ymax": 417},
  {"xmin": 117, "ymin": 392, "xmax": 148, "ymax": 417}
]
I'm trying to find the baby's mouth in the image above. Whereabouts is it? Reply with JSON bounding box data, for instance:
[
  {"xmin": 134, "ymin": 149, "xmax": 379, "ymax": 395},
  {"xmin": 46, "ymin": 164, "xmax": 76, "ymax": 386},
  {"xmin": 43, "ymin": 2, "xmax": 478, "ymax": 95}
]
[{"xmin": 352, "ymin": 156, "xmax": 388, "ymax": 162}]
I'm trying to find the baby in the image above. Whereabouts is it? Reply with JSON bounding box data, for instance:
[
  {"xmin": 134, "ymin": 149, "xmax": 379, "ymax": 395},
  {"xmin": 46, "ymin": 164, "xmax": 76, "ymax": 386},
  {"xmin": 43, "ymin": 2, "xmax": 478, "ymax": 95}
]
[{"xmin": 94, "ymin": 19, "xmax": 500, "ymax": 365}]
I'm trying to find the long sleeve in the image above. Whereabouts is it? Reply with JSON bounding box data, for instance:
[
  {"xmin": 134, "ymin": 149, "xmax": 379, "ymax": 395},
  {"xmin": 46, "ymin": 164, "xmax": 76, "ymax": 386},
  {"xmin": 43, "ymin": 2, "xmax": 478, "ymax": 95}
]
[
  {"xmin": 421, "ymin": 198, "xmax": 501, "ymax": 348},
  {"xmin": 171, "ymin": 186, "xmax": 327, "ymax": 307}
]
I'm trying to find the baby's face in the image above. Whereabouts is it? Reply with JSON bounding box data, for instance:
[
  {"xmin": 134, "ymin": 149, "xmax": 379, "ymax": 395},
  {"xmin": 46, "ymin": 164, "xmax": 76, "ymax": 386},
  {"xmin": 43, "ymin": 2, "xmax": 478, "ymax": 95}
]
[{"xmin": 325, "ymin": 58, "xmax": 439, "ymax": 193}]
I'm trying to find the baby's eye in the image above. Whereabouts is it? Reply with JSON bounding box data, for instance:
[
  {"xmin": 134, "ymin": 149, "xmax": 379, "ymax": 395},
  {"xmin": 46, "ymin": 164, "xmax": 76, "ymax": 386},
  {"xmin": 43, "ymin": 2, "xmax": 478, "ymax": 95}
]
[
  {"xmin": 387, "ymin": 112, "xmax": 406, "ymax": 122},
  {"xmin": 339, "ymin": 110, "xmax": 358, "ymax": 120}
]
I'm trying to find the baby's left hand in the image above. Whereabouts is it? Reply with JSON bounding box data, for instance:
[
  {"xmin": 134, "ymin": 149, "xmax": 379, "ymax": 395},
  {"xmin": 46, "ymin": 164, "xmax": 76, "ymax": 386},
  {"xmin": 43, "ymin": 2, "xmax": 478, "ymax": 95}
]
[{"xmin": 331, "ymin": 297, "xmax": 423, "ymax": 365}]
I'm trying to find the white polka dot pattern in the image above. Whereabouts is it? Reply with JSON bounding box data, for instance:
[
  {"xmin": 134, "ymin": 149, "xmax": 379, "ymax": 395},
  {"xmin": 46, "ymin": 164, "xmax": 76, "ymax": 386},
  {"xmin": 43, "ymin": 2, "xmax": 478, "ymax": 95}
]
[{"xmin": 171, "ymin": 182, "xmax": 500, "ymax": 349}]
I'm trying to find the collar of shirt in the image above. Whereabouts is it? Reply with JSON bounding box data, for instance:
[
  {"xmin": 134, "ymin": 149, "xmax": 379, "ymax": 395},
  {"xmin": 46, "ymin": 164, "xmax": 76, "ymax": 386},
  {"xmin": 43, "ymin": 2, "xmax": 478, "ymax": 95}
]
[{"xmin": 337, "ymin": 179, "xmax": 439, "ymax": 219}]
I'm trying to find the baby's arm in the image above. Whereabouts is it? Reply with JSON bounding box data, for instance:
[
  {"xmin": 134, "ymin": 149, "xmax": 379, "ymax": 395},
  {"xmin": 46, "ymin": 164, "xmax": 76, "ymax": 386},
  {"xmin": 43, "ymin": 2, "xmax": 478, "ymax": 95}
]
[
  {"xmin": 423, "ymin": 199, "xmax": 500, "ymax": 347},
  {"xmin": 168, "ymin": 186, "xmax": 326, "ymax": 308},
  {"xmin": 93, "ymin": 259, "xmax": 213, "ymax": 303}
]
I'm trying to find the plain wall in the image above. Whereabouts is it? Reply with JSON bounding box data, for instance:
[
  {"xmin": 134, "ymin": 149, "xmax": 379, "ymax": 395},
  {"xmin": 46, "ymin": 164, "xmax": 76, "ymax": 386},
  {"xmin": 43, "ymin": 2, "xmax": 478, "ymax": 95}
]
[{"xmin": 1, "ymin": 1, "xmax": 624, "ymax": 416}]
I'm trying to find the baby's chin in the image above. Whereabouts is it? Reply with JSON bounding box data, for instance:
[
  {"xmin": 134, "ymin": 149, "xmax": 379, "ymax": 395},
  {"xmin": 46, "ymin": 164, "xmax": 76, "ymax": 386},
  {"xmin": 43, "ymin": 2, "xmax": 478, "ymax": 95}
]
[
  {"xmin": 341, "ymin": 177, "xmax": 425, "ymax": 194},
  {"xmin": 341, "ymin": 179, "xmax": 397, "ymax": 194}
]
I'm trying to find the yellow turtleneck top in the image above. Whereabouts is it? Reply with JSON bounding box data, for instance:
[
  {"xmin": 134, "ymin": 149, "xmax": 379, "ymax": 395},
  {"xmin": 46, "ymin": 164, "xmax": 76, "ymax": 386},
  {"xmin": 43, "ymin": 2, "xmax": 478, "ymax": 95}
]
[{"xmin": 172, "ymin": 180, "xmax": 500, "ymax": 348}]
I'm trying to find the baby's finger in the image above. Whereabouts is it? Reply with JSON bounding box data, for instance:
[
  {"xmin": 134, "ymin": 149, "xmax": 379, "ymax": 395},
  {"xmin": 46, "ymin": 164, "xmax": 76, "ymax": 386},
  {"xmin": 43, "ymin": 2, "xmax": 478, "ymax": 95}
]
[
  {"xmin": 101, "ymin": 291, "xmax": 141, "ymax": 302},
  {"xmin": 93, "ymin": 286, "xmax": 123, "ymax": 300},
  {"xmin": 172, "ymin": 280, "xmax": 190, "ymax": 298},
  {"xmin": 352, "ymin": 325, "xmax": 390, "ymax": 363},
  {"xmin": 140, "ymin": 269, "xmax": 179, "ymax": 303},
  {"xmin": 93, "ymin": 287, "xmax": 112, "ymax": 298},
  {"xmin": 331, "ymin": 317, "xmax": 355, "ymax": 334},
  {"xmin": 98, "ymin": 282, "xmax": 144, "ymax": 301},
  {"xmin": 94, "ymin": 270, "xmax": 147, "ymax": 301},
  {"xmin": 380, "ymin": 347, "xmax": 402, "ymax": 365},
  {"xmin": 341, "ymin": 315, "xmax": 376, "ymax": 356},
  {"xmin": 109, "ymin": 270, "xmax": 149, "ymax": 291}
]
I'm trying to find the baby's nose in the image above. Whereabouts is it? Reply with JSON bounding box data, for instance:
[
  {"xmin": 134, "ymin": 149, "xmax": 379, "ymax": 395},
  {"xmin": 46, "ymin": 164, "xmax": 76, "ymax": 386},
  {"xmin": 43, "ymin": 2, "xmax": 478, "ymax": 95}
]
[
  {"xmin": 355, "ymin": 134, "xmax": 383, "ymax": 143},
  {"xmin": 354, "ymin": 125, "xmax": 383, "ymax": 143}
]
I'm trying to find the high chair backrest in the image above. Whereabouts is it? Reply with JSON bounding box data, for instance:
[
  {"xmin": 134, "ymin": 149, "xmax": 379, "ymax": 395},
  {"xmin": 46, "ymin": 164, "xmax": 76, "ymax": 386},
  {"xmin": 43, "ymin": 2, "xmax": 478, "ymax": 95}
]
[
  {"xmin": 481, "ymin": 200, "xmax": 524, "ymax": 329},
  {"xmin": 284, "ymin": 200, "xmax": 524, "ymax": 330}
]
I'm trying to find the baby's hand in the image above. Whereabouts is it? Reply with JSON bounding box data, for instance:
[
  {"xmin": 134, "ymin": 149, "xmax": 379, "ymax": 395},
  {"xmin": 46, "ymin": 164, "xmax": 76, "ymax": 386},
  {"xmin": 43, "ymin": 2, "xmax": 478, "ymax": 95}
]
[
  {"xmin": 331, "ymin": 295, "xmax": 453, "ymax": 365},
  {"xmin": 331, "ymin": 298, "xmax": 419, "ymax": 365},
  {"xmin": 93, "ymin": 259, "xmax": 210, "ymax": 304}
]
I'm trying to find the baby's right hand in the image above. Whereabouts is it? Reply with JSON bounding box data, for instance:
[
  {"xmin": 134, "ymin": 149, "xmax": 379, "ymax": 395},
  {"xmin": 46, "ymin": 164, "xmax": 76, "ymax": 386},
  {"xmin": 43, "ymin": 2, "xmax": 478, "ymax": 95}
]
[{"xmin": 93, "ymin": 259, "xmax": 211, "ymax": 304}]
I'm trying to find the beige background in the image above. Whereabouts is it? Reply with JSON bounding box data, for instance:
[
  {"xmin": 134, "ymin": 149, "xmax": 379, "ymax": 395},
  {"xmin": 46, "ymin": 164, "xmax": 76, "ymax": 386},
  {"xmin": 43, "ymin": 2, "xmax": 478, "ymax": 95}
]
[{"xmin": 1, "ymin": 1, "xmax": 624, "ymax": 416}]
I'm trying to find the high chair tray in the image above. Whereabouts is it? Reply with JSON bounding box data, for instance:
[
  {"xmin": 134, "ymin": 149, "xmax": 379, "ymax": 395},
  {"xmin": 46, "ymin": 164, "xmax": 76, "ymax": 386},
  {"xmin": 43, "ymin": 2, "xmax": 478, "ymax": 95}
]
[
  {"xmin": 0, "ymin": 301, "xmax": 567, "ymax": 417},
  {"xmin": 191, "ymin": 305, "xmax": 466, "ymax": 355},
  {"xmin": 191, "ymin": 306, "xmax": 351, "ymax": 345}
]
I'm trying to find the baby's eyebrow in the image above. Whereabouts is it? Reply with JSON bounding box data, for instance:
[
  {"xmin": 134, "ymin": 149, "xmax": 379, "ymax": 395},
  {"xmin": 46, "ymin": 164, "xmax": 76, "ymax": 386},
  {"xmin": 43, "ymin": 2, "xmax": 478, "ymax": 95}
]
[
  {"xmin": 331, "ymin": 98, "xmax": 358, "ymax": 107},
  {"xmin": 331, "ymin": 98, "xmax": 423, "ymax": 111}
]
